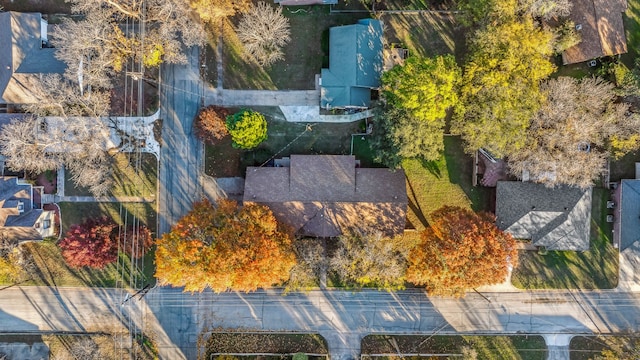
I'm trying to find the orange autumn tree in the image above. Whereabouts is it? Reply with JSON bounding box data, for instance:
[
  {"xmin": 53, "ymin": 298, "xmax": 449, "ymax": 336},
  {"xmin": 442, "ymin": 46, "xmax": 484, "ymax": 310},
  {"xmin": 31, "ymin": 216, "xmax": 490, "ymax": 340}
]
[
  {"xmin": 155, "ymin": 199, "xmax": 296, "ymax": 292},
  {"xmin": 406, "ymin": 206, "xmax": 517, "ymax": 297}
]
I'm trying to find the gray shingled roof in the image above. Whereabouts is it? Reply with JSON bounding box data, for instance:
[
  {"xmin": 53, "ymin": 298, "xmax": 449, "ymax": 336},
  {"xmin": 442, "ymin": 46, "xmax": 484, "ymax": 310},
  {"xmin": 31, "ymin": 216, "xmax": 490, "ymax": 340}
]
[
  {"xmin": 320, "ymin": 19, "xmax": 384, "ymax": 108},
  {"xmin": 619, "ymin": 180, "xmax": 640, "ymax": 251},
  {"xmin": 243, "ymin": 155, "xmax": 407, "ymax": 237},
  {"xmin": 496, "ymin": 181, "xmax": 592, "ymax": 251},
  {"xmin": 0, "ymin": 12, "xmax": 66, "ymax": 104},
  {"xmin": 0, "ymin": 176, "xmax": 45, "ymax": 242}
]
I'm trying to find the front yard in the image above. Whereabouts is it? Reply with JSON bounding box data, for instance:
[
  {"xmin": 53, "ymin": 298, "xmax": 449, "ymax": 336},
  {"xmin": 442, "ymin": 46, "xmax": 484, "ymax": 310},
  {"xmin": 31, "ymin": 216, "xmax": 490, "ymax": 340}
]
[
  {"xmin": 64, "ymin": 152, "xmax": 157, "ymax": 198},
  {"xmin": 511, "ymin": 188, "xmax": 618, "ymax": 289}
]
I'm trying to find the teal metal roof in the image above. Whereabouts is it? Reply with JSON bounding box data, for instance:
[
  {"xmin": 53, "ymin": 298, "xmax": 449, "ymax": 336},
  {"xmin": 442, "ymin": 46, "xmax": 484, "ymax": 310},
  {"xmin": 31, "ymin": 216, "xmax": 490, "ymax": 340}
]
[{"xmin": 321, "ymin": 19, "xmax": 383, "ymax": 108}]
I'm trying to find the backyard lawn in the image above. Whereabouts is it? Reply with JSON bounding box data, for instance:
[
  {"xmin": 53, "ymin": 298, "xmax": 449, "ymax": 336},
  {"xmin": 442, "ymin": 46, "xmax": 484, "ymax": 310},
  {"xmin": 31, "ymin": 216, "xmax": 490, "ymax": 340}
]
[
  {"xmin": 64, "ymin": 152, "xmax": 157, "ymax": 198},
  {"xmin": 361, "ymin": 334, "xmax": 547, "ymax": 360},
  {"xmin": 205, "ymin": 107, "xmax": 366, "ymax": 177},
  {"xmin": 610, "ymin": 148, "xmax": 640, "ymax": 182},
  {"xmin": 214, "ymin": 5, "xmax": 366, "ymax": 90},
  {"xmin": 511, "ymin": 188, "xmax": 618, "ymax": 289},
  {"xmin": 403, "ymin": 136, "xmax": 493, "ymax": 230}
]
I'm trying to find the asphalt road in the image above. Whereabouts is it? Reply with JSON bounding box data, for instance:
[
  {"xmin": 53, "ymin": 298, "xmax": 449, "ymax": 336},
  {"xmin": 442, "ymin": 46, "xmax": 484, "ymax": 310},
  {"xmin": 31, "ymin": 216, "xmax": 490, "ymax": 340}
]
[
  {"xmin": 0, "ymin": 287, "xmax": 638, "ymax": 360},
  {"xmin": 144, "ymin": 288, "xmax": 640, "ymax": 359},
  {"xmin": 158, "ymin": 46, "xmax": 204, "ymax": 235}
]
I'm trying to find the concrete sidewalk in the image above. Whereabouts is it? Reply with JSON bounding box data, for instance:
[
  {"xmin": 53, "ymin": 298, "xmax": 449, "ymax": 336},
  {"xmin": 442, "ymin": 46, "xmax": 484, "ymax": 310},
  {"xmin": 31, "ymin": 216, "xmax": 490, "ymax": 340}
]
[{"xmin": 205, "ymin": 88, "xmax": 320, "ymax": 107}]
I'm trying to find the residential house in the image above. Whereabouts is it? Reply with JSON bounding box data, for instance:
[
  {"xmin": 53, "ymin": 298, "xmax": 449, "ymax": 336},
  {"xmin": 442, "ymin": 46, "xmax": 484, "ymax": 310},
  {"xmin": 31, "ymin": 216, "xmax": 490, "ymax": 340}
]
[
  {"xmin": 320, "ymin": 19, "xmax": 384, "ymax": 109},
  {"xmin": 0, "ymin": 176, "xmax": 55, "ymax": 242},
  {"xmin": 0, "ymin": 12, "xmax": 66, "ymax": 105},
  {"xmin": 243, "ymin": 155, "xmax": 407, "ymax": 237},
  {"xmin": 613, "ymin": 178, "xmax": 640, "ymax": 286},
  {"xmin": 562, "ymin": 0, "xmax": 628, "ymax": 64},
  {"xmin": 496, "ymin": 181, "xmax": 592, "ymax": 251}
]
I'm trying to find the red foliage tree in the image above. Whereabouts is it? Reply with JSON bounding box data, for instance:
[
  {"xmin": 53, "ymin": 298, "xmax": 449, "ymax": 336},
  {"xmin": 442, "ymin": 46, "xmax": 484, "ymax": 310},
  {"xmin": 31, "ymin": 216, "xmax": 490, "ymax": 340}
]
[
  {"xmin": 59, "ymin": 217, "xmax": 119, "ymax": 268},
  {"xmin": 118, "ymin": 225, "xmax": 154, "ymax": 259},
  {"xmin": 406, "ymin": 206, "xmax": 518, "ymax": 297},
  {"xmin": 59, "ymin": 218, "xmax": 154, "ymax": 268},
  {"xmin": 194, "ymin": 106, "xmax": 230, "ymax": 144},
  {"xmin": 155, "ymin": 199, "xmax": 297, "ymax": 292}
]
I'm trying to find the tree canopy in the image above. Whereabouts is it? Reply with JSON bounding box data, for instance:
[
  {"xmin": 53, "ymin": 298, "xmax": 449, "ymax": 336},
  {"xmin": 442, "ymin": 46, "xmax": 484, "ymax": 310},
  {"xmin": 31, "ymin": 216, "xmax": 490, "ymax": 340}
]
[
  {"xmin": 372, "ymin": 55, "xmax": 461, "ymax": 167},
  {"xmin": 406, "ymin": 206, "xmax": 517, "ymax": 297},
  {"xmin": 155, "ymin": 199, "xmax": 296, "ymax": 292},
  {"xmin": 329, "ymin": 230, "xmax": 409, "ymax": 290},
  {"xmin": 236, "ymin": 2, "xmax": 291, "ymax": 67},
  {"xmin": 381, "ymin": 55, "xmax": 461, "ymax": 124},
  {"xmin": 453, "ymin": 19, "xmax": 555, "ymax": 157},
  {"xmin": 508, "ymin": 77, "xmax": 640, "ymax": 188},
  {"xmin": 190, "ymin": 0, "xmax": 251, "ymax": 23},
  {"xmin": 59, "ymin": 217, "xmax": 153, "ymax": 268},
  {"xmin": 226, "ymin": 109, "xmax": 268, "ymax": 149},
  {"xmin": 194, "ymin": 106, "xmax": 230, "ymax": 145}
]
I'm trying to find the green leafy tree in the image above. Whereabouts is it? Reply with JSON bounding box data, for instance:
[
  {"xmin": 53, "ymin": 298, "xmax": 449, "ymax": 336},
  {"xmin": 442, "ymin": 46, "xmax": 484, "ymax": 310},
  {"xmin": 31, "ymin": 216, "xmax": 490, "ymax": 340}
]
[
  {"xmin": 370, "ymin": 107, "xmax": 445, "ymax": 168},
  {"xmin": 225, "ymin": 109, "xmax": 268, "ymax": 150},
  {"xmin": 381, "ymin": 55, "xmax": 461, "ymax": 124},
  {"xmin": 455, "ymin": 0, "xmax": 518, "ymax": 26},
  {"xmin": 406, "ymin": 206, "xmax": 517, "ymax": 297},
  {"xmin": 155, "ymin": 199, "xmax": 296, "ymax": 292},
  {"xmin": 373, "ymin": 55, "xmax": 461, "ymax": 167},
  {"xmin": 453, "ymin": 19, "xmax": 555, "ymax": 157}
]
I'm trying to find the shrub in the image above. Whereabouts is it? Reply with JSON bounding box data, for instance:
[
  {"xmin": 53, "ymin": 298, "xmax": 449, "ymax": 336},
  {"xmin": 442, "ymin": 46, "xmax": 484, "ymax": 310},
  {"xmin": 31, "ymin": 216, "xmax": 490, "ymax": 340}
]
[
  {"xmin": 225, "ymin": 109, "xmax": 268, "ymax": 150},
  {"xmin": 194, "ymin": 106, "xmax": 230, "ymax": 145}
]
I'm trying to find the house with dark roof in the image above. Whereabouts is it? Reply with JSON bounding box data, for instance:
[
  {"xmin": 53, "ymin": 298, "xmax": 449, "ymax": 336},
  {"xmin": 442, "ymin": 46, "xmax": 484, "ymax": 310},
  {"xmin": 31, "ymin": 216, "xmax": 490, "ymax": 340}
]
[
  {"xmin": 562, "ymin": 0, "xmax": 628, "ymax": 64},
  {"xmin": 0, "ymin": 12, "xmax": 66, "ymax": 104},
  {"xmin": 0, "ymin": 177, "xmax": 55, "ymax": 242},
  {"xmin": 496, "ymin": 181, "xmax": 592, "ymax": 251},
  {"xmin": 243, "ymin": 155, "xmax": 407, "ymax": 237},
  {"xmin": 320, "ymin": 19, "xmax": 384, "ymax": 109}
]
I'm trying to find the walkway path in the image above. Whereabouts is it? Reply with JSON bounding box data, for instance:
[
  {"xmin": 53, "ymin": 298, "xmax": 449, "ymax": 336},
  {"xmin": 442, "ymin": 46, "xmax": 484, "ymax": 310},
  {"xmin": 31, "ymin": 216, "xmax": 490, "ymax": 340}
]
[{"xmin": 53, "ymin": 196, "xmax": 155, "ymax": 203}]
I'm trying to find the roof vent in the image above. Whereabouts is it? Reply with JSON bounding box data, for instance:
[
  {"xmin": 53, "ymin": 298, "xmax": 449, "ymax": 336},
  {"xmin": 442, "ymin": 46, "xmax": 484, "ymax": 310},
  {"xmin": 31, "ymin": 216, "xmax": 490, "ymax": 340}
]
[{"xmin": 17, "ymin": 201, "xmax": 24, "ymax": 214}]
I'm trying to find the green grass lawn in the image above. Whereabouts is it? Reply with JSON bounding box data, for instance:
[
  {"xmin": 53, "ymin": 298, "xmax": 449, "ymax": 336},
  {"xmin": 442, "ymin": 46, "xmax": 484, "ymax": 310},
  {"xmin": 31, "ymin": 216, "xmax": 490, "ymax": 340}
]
[
  {"xmin": 64, "ymin": 152, "xmax": 157, "ymax": 197},
  {"xmin": 58, "ymin": 201, "xmax": 157, "ymax": 235},
  {"xmin": 511, "ymin": 188, "xmax": 618, "ymax": 289},
  {"xmin": 361, "ymin": 335, "xmax": 547, "ymax": 360},
  {"xmin": 217, "ymin": 5, "xmax": 366, "ymax": 90},
  {"xmin": 403, "ymin": 136, "xmax": 493, "ymax": 230},
  {"xmin": 0, "ymin": 0, "xmax": 71, "ymax": 13},
  {"xmin": 379, "ymin": 11, "xmax": 464, "ymax": 60},
  {"xmin": 622, "ymin": 0, "xmax": 640, "ymax": 67},
  {"xmin": 610, "ymin": 149, "xmax": 640, "ymax": 182},
  {"xmin": 205, "ymin": 109, "xmax": 364, "ymax": 177}
]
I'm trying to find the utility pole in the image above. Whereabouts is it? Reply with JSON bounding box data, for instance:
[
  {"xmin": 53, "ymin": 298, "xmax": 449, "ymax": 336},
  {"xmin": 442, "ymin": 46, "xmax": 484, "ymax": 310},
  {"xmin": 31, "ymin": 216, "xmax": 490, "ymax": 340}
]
[{"xmin": 473, "ymin": 288, "xmax": 491, "ymax": 303}]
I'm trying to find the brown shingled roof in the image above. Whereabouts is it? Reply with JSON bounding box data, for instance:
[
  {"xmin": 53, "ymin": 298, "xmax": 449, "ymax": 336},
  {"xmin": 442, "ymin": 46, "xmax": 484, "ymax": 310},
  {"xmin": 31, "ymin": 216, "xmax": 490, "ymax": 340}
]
[
  {"xmin": 243, "ymin": 155, "xmax": 407, "ymax": 237},
  {"xmin": 562, "ymin": 0, "xmax": 628, "ymax": 64}
]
